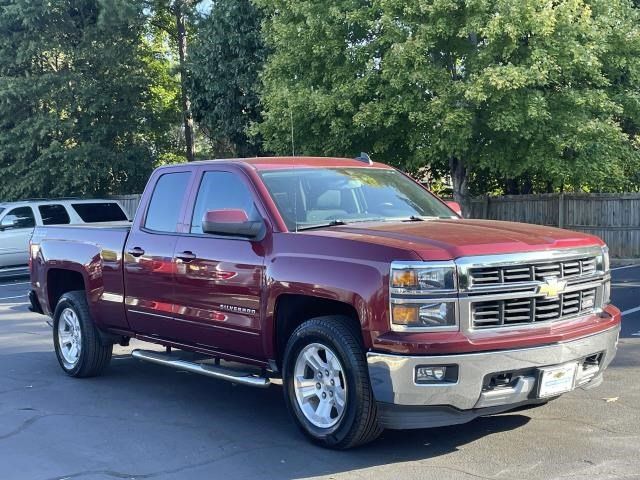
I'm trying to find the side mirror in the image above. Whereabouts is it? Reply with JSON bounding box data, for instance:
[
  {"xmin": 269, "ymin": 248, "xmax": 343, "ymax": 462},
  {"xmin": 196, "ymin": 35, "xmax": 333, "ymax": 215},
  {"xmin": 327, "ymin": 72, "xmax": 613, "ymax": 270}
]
[
  {"xmin": 445, "ymin": 201, "xmax": 463, "ymax": 217},
  {"xmin": 0, "ymin": 216, "xmax": 17, "ymax": 229},
  {"xmin": 202, "ymin": 209, "xmax": 265, "ymax": 240}
]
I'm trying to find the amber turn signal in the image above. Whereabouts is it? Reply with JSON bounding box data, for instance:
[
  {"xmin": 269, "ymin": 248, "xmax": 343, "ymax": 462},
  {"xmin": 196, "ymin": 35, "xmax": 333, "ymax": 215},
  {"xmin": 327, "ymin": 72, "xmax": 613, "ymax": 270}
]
[
  {"xmin": 391, "ymin": 305, "xmax": 419, "ymax": 325},
  {"xmin": 391, "ymin": 269, "xmax": 418, "ymax": 288}
]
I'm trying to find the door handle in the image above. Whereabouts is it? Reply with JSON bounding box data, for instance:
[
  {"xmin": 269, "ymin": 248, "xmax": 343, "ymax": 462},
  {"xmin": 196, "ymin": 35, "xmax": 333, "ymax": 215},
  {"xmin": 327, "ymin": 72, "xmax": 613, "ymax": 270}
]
[
  {"xmin": 176, "ymin": 251, "xmax": 196, "ymax": 263},
  {"xmin": 127, "ymin": 247, "xmax": 145, "ymax": 257}
]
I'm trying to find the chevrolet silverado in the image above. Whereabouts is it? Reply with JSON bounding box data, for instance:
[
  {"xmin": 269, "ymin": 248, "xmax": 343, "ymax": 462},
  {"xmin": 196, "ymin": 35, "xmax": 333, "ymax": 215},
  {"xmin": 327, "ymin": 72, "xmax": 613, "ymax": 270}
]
[{"xmin": 29, "ymin": 156, "xmax": 620, "ymax": 449}]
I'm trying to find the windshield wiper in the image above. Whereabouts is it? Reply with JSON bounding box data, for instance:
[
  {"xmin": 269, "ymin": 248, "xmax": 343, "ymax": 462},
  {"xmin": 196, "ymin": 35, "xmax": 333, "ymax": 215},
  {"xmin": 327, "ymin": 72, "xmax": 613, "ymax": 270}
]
[
  {"xmin": 297, "ymin": 219, "xmax": 348, "ymax": 231},
  {"xmin": 297, "ymin": 217, "xmax": 388, "ymax": 231},
  {"xmin": 400, "ymin": 215, "xmax": 451, "ymax": 222}
]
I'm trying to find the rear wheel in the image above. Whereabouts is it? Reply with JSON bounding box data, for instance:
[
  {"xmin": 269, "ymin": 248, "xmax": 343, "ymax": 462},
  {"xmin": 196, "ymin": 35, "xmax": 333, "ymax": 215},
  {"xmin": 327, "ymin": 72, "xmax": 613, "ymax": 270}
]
[
  {"xmin": 283, "ymin": 316, "xmax": 382, "ymax": 449},
  {"xmin": 53, "ymin": 291, "xmax": 112, "ymax": 377}
]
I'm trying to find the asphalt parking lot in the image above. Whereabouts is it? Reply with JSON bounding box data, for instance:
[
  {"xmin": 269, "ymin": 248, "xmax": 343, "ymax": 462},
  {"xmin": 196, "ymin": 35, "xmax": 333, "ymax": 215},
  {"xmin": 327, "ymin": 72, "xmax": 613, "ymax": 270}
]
[{"xmin": 1, "ymin": 268, "xmax": 639, "ymax": 480}]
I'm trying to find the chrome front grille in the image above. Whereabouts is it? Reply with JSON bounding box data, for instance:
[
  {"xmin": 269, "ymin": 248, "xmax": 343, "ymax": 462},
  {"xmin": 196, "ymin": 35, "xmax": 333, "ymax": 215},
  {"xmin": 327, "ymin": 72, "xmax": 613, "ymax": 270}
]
[
  {"xmin": 469, "ymin": 257, "xmax": 597, "ymax": 286},
  {"xmin": 457, "ymin": 247, "xmax": 608, "ymax": 331},
  {"xmin": 472, "ymin": 287, "xmax": 597, "ymax": 329}
]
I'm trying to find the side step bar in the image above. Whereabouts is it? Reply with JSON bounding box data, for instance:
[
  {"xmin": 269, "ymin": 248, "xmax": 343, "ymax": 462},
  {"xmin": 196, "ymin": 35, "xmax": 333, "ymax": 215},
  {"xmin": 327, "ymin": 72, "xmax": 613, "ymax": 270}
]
[{"xmin": 131, "ymin": 349, "xmax": 270, "ymax": 388}]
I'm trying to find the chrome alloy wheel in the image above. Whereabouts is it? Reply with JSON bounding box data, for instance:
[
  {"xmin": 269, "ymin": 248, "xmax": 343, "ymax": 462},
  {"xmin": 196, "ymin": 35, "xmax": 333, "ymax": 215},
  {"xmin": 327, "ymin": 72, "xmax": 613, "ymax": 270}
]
[
  {"xmin": 293, "ymin": 343, "xmax": 347, "ymax": 428},
  {"xmin": 58, "ymin": 308, "xmax": 82, "ymax": 368}
]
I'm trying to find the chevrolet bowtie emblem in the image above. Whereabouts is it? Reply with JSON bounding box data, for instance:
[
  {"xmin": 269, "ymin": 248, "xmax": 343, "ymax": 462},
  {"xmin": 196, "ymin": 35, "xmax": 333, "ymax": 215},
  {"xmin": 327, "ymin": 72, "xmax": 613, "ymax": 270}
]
[{"xmin": 538, "ymin": 277, "xmax": 567, "ymax": 299}]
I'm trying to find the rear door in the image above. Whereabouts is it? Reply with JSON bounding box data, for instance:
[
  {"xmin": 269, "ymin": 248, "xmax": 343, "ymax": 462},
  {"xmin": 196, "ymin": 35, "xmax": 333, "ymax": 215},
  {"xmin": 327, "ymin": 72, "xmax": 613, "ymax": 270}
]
[
  {"xmin": 123, "ymin": 169, "xmax": 195, "ymax": 336},
  {"xmin": 171, "ymin": 166, "xmax": 268, "ymax": 360},
  {"xmin": 0, "ymin": 206, "xmax": 36, "ymax": 267}
]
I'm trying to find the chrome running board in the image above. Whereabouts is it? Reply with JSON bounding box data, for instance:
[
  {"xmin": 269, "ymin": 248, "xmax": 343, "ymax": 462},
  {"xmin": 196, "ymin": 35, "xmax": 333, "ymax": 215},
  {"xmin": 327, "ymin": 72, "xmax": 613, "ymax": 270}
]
[{"xmin": 131, "ymin": 349, "xmax": 270, "ymax": 388}]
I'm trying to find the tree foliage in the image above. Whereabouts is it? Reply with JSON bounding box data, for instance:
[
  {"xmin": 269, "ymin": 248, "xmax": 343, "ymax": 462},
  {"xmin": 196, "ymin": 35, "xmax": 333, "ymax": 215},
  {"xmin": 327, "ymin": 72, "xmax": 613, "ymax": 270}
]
[
  {"xmin": 188, "ymin": 0, "xmax": 267, "ymax": 157},
  {"xmin": 1, "ymin": 0, "xmax": 639, "ymax": 202},
  {"xmin": 256, "ymin": 0, "xmax": 640, "ymax": 210},
  {"xmin": 0, "ymin": 0, "xmax": 166, "ymax": 200},
  {"xmin": 255, "ymin": 1, "xmax": 411, "ymax": 162}
]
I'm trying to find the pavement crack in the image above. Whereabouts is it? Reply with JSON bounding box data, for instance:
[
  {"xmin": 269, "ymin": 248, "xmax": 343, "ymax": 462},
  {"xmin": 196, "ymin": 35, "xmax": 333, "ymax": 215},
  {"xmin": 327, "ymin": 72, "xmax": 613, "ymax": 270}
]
[
  {"xmin": 0, "ymin": 415, "xmax": 44, "ymax": 440},
  {"xmin": 46, "ymin": 443, "xmax": 302, "ymax": 480},
  {"xmin": 50, "ymin": 469, "xmax": 153, "ymax": 479},
  {"xmin": 0, "ymin": 412, "xmax": 213, "ymax": 442}
]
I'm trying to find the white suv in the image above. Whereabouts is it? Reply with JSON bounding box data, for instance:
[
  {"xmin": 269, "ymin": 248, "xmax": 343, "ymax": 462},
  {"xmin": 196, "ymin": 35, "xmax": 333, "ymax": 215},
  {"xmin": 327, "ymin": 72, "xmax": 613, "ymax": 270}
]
[{"xmin": 0, "ymin": 199, "xmax": 130, "ymax": 277}]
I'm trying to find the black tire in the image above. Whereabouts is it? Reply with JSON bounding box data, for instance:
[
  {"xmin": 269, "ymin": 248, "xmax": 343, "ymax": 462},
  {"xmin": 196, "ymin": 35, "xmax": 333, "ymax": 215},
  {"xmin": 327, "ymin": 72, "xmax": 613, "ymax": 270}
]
[
  {"xmin": 53, "ymin": 290, "xmax": 113, "ymax": 377},
  {"xmin": 282, "ymin": 316, "xmax": 382, "ymax": 449}
]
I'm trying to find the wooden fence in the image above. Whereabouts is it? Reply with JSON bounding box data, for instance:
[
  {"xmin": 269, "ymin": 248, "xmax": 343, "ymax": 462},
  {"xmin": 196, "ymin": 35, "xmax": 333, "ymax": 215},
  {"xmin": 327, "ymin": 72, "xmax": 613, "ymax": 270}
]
[
  {"xmin": 469, "ymin": 193, "xmax": 640, "ymax": 258},
  {"xmin": 110, "ymin": 192, "xmax": 640, "ymax": 258},
  {"xmin": 110, "ymin": 194, "xmax": 142, "ymax": 219}
]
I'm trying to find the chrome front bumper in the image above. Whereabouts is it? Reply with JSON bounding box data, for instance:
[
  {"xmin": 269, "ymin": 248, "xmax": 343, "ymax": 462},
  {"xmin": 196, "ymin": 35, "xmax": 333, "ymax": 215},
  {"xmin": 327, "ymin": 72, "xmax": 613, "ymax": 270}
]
[{"xmin": 368, "ymin": 326, "xmax": 620, "ymax": 417}]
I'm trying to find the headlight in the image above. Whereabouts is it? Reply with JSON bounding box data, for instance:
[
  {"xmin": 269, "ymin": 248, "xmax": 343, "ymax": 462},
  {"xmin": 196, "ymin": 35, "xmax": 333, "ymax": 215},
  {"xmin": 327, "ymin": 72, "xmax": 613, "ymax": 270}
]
[
  {"xmin": 390, "ymin": 261, "xmax": 458, "ymax": 330},
  {"xmin": 390, "ymin": 262, "xmax": 456, "ymax": 293}
]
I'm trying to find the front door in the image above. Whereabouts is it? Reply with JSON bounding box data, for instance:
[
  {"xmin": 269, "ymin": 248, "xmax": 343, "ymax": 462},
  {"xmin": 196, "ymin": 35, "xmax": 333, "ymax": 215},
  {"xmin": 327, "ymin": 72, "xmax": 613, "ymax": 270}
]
[
  {"xmin": 0, "ymin": 206, "xmax": 36, "ymax": 267},
  {"xmin": 172, "ymin": 168, "xmax": 267, "ymax": 361}
]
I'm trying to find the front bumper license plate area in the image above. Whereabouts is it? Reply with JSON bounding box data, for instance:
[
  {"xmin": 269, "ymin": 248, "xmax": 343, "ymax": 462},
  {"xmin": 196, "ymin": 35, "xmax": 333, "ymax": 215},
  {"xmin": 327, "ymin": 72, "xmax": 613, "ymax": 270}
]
[
  {"xmin": 537, "ymin": 362, "xmax": 578, "ymax": 398},
  {"xmin": 367, "ymin": 325, "xmax": 619, "ymax": 410}
]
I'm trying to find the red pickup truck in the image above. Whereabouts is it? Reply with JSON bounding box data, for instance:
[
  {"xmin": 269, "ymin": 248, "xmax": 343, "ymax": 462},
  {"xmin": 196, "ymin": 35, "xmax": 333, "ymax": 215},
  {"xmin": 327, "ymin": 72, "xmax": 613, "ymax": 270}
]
[{"xmin": 29, "ymin": 156, "xmax": 620, "ymax": 449}]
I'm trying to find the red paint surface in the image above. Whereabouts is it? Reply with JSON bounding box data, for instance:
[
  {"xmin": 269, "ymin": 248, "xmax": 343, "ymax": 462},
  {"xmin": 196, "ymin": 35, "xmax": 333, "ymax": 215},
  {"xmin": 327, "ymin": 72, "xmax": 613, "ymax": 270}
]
[
  {"xmin": 30, "ymin": 157, "xmax": 617, "ymax": 366},
  {"xmin": 204, "ymin": 209, "xmax": 249, "ymax": 224}
]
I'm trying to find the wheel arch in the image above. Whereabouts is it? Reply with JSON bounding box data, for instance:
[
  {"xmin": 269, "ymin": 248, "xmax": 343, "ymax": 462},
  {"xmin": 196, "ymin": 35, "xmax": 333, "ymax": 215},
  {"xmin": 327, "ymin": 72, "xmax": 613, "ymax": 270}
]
[
  {"xmin": 272, "ymin": 294, "xmax": 364, "ymax": 370},
  {"xmin": 46, "ymin": 267, "xmax": 88, "ymax": 312}
]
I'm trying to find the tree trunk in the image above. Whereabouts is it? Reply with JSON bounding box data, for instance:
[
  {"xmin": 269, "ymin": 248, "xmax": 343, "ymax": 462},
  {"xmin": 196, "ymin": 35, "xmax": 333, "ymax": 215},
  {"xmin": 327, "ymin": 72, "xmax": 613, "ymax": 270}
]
[
  {"xmin": 504, "ymin": 178, "xmax": 519, "ymax": 195},
  {"xmin": 174, "ymin": 1, "xmax": 195, "ymax": 162},
  {"xmin": 449, "ymin": 157, "xmax": 471, "ymax": 217}
]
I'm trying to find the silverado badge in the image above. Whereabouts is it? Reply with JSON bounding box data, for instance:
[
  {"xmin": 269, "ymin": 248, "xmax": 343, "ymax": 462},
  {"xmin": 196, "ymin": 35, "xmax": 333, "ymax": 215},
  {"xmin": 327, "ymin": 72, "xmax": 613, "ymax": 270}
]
[{"xmin": 538, "ymin": 277, "xmax": 568, "ymax": 299}]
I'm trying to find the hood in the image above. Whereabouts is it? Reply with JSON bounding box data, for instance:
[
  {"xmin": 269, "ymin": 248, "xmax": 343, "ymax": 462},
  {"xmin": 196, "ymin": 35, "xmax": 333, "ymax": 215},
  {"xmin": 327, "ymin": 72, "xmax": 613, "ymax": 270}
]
[{"xmin": 302, "ymin": 219, "xmax": 603, "ymax": 260}]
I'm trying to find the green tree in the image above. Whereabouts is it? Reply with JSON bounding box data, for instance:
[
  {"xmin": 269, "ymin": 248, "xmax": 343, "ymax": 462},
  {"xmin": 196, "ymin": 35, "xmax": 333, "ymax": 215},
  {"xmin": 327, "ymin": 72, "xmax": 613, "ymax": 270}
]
[
  {"xmin": 142, "ymin": 2, "xmax": 189, "ymax": 165},
  {"xmin": 256, "ymin": 0, "xmax": 640, "ymax": 212},
  {"xmin": 0, "ymin": 0, "xmax": 162, "ymax": 199},
  {"xmin": 145, "ymin": 0, "xmax": 202, "ymax": 162},
  {"xmin": 188, "ymin": 0, "xmax": 267, "ymax": 157},
  {"xmin": 255, "ymin": 1, "xmax": 413, "ymax": 163}
]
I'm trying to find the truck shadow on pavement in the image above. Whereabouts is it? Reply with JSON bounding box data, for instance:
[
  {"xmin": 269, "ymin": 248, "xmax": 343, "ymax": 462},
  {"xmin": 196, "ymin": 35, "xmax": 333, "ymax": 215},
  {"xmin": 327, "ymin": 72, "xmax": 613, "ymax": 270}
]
[{"xmin": 0, "ymin": 350, "xmax": 531, "ymax": 480}]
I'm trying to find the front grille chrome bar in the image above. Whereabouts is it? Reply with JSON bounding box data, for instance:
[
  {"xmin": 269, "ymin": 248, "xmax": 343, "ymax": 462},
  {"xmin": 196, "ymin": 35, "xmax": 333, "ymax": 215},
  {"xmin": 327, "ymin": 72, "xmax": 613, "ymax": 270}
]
[
  {"xmin": 455, "ymin": 246, "xmax": 608, "ymax": 332},
  {"xmin": 471, "ymin": 286, "xmax": 597, "ymax": 329},
  {"xmin": 456, "ymin": 246, "xmax": 606, "ymax": 292}
]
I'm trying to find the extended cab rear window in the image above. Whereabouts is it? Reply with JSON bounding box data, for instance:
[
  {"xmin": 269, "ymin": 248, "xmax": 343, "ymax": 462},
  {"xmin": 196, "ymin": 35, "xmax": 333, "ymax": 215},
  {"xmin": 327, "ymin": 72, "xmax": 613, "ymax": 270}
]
[
  {"xmin": 145, "ymin": 172, "xmax": 191, "ymax": 232},
  {"xmin": 71, "ymin": 203, "xmax": 128, "ymax": 223}
]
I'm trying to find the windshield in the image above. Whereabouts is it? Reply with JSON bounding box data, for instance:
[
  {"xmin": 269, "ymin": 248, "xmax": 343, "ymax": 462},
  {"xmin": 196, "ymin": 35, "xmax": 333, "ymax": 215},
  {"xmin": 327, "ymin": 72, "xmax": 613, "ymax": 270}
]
[{"xmin": 259, "ymin": 167, "xmax": 455, "ymax": 231}]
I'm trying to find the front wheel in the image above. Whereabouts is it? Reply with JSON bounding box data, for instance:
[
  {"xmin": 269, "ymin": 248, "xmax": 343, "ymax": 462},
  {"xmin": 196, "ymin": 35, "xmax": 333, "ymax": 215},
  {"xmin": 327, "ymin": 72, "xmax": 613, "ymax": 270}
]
[
  {"xmin": 282, "ymin": 316, "xmax": 382, "ymax": 449},
  {"xmin": 53, "ymin": 291, "xmax": 113, "ymax": 377}
]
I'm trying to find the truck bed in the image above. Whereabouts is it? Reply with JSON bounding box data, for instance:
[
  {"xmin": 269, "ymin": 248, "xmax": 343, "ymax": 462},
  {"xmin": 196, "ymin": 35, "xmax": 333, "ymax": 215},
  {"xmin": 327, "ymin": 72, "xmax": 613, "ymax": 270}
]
[
  {"xmin": 30, "ymin": 223, "xmax": 132, "ymax": 329},
  {"xmin": 31, "ymin": 223, "xmax": 131, "ymax": 248}
]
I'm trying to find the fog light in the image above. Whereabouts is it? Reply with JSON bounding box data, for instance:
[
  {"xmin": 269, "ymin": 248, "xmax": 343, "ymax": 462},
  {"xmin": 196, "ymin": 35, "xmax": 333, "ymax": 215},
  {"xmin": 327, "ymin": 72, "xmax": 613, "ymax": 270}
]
[
  {"xmin": 419, "ymin": 367, "xmax": 446, "ymax": 380},
  {"xmin": 415, "ymin": 365, "xmax": 458, "ymax": 384}
]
